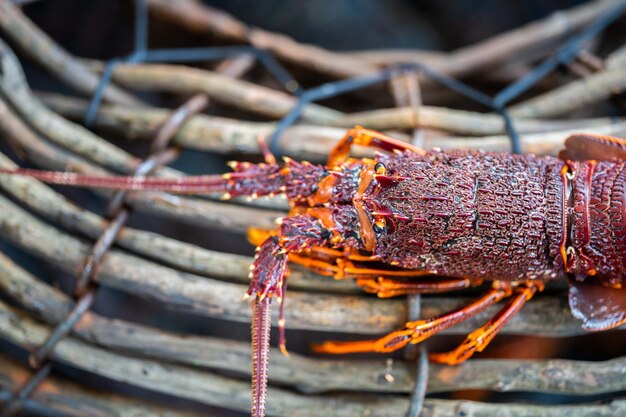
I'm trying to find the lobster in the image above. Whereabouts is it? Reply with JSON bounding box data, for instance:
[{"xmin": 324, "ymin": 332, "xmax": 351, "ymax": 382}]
[{"xmin": 2, "ymin": 126, "xmax": 626, "ymax": 417}]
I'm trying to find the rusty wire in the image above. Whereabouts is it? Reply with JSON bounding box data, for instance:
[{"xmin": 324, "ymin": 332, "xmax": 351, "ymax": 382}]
[
  {"xmin": 389, "ymin": 71, "xmax": 429, "ymax": 417},
  {"xmin": 0, "ymin": 90, "xmax": 209, "ymax": 417}
]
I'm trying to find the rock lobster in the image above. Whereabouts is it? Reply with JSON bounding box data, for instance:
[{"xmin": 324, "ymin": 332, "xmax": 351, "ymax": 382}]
[{"xmin": 2, "ymin": 127, "xmax": 626, "ymax": 417}]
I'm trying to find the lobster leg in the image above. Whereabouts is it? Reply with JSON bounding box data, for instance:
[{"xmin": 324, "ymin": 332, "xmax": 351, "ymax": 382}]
[
  {"xmin": 312, "ymin": 282, "xmax": 513, "ymax": 355},
  {"xmin": 251, "ymin": 227, "xmax": 425, "ymax": 276},
  {"xmin": 287, "ymin": 252, "xmax": 433, "ymax": 280},
  {"xmin": 263, "ymin": 235, "xmax": 377, "ymax": 263},
  {"xmin": 429, "ymin": 281, "xmax": 542, "ymax": 365},
  {"xmin": 327, "ymin": 126, "xmax": 426, "ymax": 168},
  {"xmin": 356, "ymin": 276, "xmax": 473, "ymax": 298},
  {"xmin": 559, "ymin": 133, "xmax": 626, "ymax": 161}
]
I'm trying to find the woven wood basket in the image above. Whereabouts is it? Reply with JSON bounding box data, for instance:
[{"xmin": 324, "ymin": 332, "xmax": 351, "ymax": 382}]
[{"xmin": 1, "ymin": 1, "xmax": 626, "ymax": 416}]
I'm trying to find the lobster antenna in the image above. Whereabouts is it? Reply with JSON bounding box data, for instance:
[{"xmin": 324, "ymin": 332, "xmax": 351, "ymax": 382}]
[
  {"xmin": 251, "ymin": 298, "xmax": 272, "ymax": 417},
  {"xmin": 0, "ymin": 168, "xmax": 232, "ymax": 193},
  {"xmin": 0, "ymin": 165, "xmax": 285, "ymax": 198}
]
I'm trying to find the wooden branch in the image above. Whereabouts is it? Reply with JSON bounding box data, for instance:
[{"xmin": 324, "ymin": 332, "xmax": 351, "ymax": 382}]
[
  {"xmin": 145, "ymin": 0, "xmax": 382, "ymax": 78},
  {"xmin": 37, "ymin": 92, "xmax": 626, "ymax": 157},
  {"xmin": 0, "ymin": 89, "xmax": 283, "ymax": 234},
  {"xmin": 0, "ymin": 159, "xmax": 341, "ymax": 292},
  {"xmin": 412, "ymin": 0, "xmax": 620, "ymax": 78},
  {"xmin": 512, "ymin": 62, "xmax": 626, "ymax": 118},
  {"xmin": 82, "ymin": 60, "xmax": 344, "ymax": 123},
  {"xmin": 41, "ymin": 92, "xmax": 621, "ymax": 148},
  {"xmin": 0, "ymin": 0, "xmax": 141, "ymax": 106},
  {"xmin": 336, "ymin": 105, "xmax": 620, "ymax": 135},
  {"xmin": 434, "ymin": 121, "xmax": 626, "ymax": 155},
  {"xmin": 37, "ymin": 92, "xmax": 354, "ymax": 161},
  {"xmin": 2, "ymin": 302, "xmax": 626, "ymax": 417},
  {"xmin": 0, "ymin": 38, "xmax": 156, "ymax": 175},
  {"xmin": 0, "ymin": 148, "xmax": 354, "ymax": 294},
  {"xmin": 0, "ymin": 301, "xmax": 400, "ymax": 417},
  {"xmin": 343, "ymin": 49, "xmax": 447, "ymax": 67},
  {"xmin": 147, "ymin": 0, "xmax": 618, "ymax": 80},
  {"xmin": 2, "ymin": 245, "xmax": 626, "ymax": 397},
  {"xmin": 607, "ymin": 43, "xmax": 626, "ymax": 68},
  {"xmin": 0, "ymin": 192, "xmax": 401, "ymax": 334},
  {"xmin": 0, "ymin": 36, "xmax": 330, "ymax": 201},
  {"xmin": 0, "ymin": 355, "xmax": 201, "ymax": 417},
  {"xmin": 343, "ymin": 4, "xmax": 620, "ymax": 79}
]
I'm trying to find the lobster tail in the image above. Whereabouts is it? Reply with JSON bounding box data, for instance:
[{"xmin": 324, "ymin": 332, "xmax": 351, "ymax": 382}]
[{"xmin": 0, "ymin": 162, "xmax": 285, "ymax": 198}]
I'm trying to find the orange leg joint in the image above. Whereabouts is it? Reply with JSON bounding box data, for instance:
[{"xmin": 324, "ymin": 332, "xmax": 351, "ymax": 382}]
[
  {"xmin": 327, "ymin": 126, "xmax": 426, "ymax": 168},
  {"xmin": 312, "ymin": 281, "xmax": 542, "ymax": 363}
]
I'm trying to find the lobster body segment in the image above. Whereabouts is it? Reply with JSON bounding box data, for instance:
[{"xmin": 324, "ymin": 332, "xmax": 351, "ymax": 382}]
[
  {"xmin": 366, "ymin": 150, "xmax": 565, "ymax": 283},
  {"xmin": 566, "ymin": 160, "xmax": 626, "ymax": 284}
]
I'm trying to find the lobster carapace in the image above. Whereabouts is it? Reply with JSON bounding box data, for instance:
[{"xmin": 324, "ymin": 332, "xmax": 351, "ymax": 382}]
[{"xmin": 3, "ymin": 128, "xmax": 626, "ymax": 417}]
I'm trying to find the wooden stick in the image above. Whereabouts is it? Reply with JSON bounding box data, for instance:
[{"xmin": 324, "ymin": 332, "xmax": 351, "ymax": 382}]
[
  {"xmin": 0, "ymin": 95, "xmax": 282, "ymax": 233},
  {"xmin": 38, "ymin": 92, "xmax": 354, "ymax": 161},
  {"xmin": 145, "ymin": 0, "xmax": 381, "ymax": 78},
  {"xmin": 1, "ymin": 250, "xmax": 625, "ymax": 396},
  {"xmin": 82, "ymin": 60, "xmax": 344, "ymax": 123},
  {"xmin": 0, "ymin": 148, "xmax": 353, "ymax": 294},
  {"xmin": 0, "ymin": 355, "xmax": 202, "ymax": 417},
  {"xmin": 0, "ymin": 38, "xmax": 157, "ymax": 175},
  {"xmin": 146, "ymin": 0, "xmax": 618, "ymax": 80},
  {"xmin": 0, "ymin": 0, "xmax": 141, "ymax": 106},
  {"xmin": 336, "ymin": 105, "xmax": 619, "ymax": 135},
  {"xmin": 37, "ymin": 92, "xmax": 626, "ymax": 157},
  {"xmin": 511, "ymin": 62, "xmax": 626, "ymax": 118},
  {"xmin": 435, "ymin": 121, "xmax": 626, "ymax": 154},
  {"xmin": 2, "ymin": 302, "xmax": 626, "ymax": 417}
]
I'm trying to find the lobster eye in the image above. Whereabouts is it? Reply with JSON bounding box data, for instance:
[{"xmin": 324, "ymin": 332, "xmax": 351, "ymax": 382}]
[
  {"xmin": 373, "ymin": 219, "xmax": 386, "ymax": 233},
  {"xmin": 374, "ymin": 162, "xmax": 386, "ymax": 174}
]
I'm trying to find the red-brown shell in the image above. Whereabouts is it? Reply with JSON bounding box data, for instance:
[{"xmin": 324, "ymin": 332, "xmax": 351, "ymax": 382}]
[{"xmin": 365, "ymin": 150, "xmax": 565, "ymax": 282}]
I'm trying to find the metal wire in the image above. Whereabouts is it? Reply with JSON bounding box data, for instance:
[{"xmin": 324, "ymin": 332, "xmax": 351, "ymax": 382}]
[
  {"xmin": 84, "ymin": 0, "xmax": 301, "ymax": 127},
  {"xmin": 0, "ymin": 83, "xmax": 209, "ymax": 417},
  {"xmin": 268, "ymin": 0, "xmax": 626, "ymax": 156},
  {"xmin": 403, "ymin": 294, "xmax": 428, "ymax": 417},
  {"xmin": 267, "ymin": 63, "xmax": 495, "ymax": 155},
  {"xmin": 407, "ymin": 346, "xmax": 429, "ymax": 417}
]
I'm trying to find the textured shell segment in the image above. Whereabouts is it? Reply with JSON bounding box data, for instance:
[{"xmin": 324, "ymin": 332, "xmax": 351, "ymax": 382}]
[{"xmin": 368, "ymin": 150, "xmax": 565, "ymax": 282}]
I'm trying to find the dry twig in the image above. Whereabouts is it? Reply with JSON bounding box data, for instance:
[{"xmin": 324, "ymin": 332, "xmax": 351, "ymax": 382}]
[
  {"xmin": 0, "ymin": 356, "xmax": 202, "ymax": 417},
  {"xmin": 0, "ymin": 0, "xmax": 141, "ymax": 106},
  {"xmin": 2, "ymin": 302, "xmax": 626, "ymax": 417},
  {"xmin": 38, "ymin": 92, "xmax": 353, "ymax": 161},
  {"xmin": 82, "ymin": 60, "xmax": 344, "ymax": 123},
  {"xmin": 146, "ymin": 0, "xmax": 619, "ymax": 81},
  {"xmin": 0, "ymin": 94, "xmax": 282, "ymax": 232},
  {"xmin": 37, "ymin": 92, "xmax": 626, "ymax": 156},
  {"xmin": 2, "ymin": 251, "xmax": 626, "ymax": 397},
  {"xmin": 0, "ymin": 148, "xmax": 352, "ymax": 293},
  {"xmin": 511, "ymin": 62, "xmax": 626, "ymax": 118}
]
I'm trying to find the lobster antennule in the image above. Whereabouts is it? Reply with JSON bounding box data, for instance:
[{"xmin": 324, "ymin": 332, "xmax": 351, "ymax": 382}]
[{"xmin": 0, "ymin": 163, "xmax": 285, "ymax": 197}]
